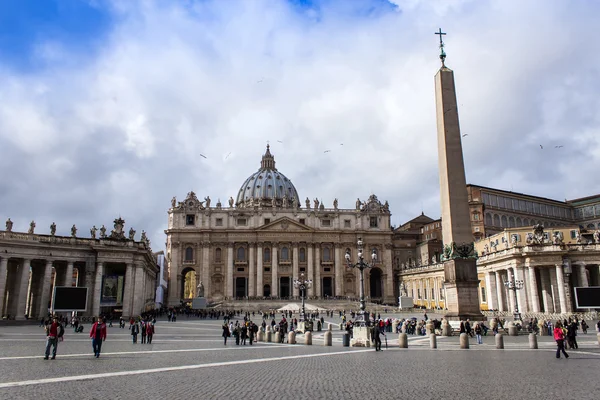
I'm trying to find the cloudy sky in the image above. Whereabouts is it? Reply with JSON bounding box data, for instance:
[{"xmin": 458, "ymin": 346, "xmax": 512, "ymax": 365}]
[{"xmin": 1, "ymin": 0, "xmax": 598, "ymax": 250}]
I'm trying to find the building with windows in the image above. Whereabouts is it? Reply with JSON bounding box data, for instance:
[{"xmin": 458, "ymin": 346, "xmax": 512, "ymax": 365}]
[{"xmin": 165, "ymin": 145, "xmax": 395, "ymax": 305}]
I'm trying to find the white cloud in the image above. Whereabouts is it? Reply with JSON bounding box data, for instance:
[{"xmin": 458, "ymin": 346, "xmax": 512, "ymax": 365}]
[{"xmin": 0, "ymin": 0, "xmax": 598, "ymax": 247}]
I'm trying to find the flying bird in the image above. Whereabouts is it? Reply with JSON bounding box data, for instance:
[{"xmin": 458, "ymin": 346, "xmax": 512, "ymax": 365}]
[
  {"xmin": 257, "ymin": 79, "xmax": 263, "ymax": 83},
  {"xmin": 199, "ymin": 154, "xmax": 207, "ymax": 159},
  {"xmin": 462, "ymin": 134, "xmax": 468, "ymax": 137},
  {"xmin": 277, "ymin": 140, "xmax": 283, "ymax": 143},
  {"xmin": 555, "ymin": 145, "xmax": 563, "ymax": 148},
  {"xmin": 340, "ymin": 143, "xmax": 344, "ymax": 145},
  {"xmin": 225, "ymin": 152, "xmax": 231, "ymax": 159},
  {"xmin": 539, "ymin": 145, "xmax": 543, "ymax": 149},
  {"xmin": 324, "ymin": 150, "xmax": 331, "ymax": 153}
]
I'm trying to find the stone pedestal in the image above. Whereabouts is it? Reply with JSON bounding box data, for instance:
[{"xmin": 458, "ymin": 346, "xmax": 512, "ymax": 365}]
[
  {"xmin": 495, "ymin": 333, "xmax": 504, "ymax": 349},
  {"xmin": 323, "ymin": 330, "xmax": 332, "ymax": 346},
  {"xmin": 507, "ymin": 322, "xmax": 518, "ymax": 336},
  {"xmin": 304, "ymin": 331, "xmax": 312, "ymax": 345},
  {"xmin": 392, "ymin": 320, "xmax": 399, "ymax": 334},
  {"xmin": 274, "ymin": 332, "xmax": 280, "ymax": 343},
  {"xmin": 258, "ymin": 330, "xmax": 264, "ymax": 342},
  {"xmin": 288, "ymin": 331, "xmax": 296, "ymax": 344},
  {"xmin": 425, "ymin": 320, "xmax": 434, "ymax": 335},
  {"xmin": 528, "ymin": 333, "xmax": 538, "ymax": 349},
  {"xmin": 266, "ymin": 330, "xmax": 272, "ymax": 342},
  {"xmin": 430, "ymin": 333, "xmax": 437, "ymax": 349},
  {"xmin": 350, "ymin": 326, "xmax": 371, "ymax": 347},
  {"xmin": 459, "ymin": 333, "xmax": 469, "ymax": 349},
  {"xmin": 441, "ymin": 319, "xmax": 452, "ymax": 336},
  {"xmin": 443, "ymin": 259, "xmax": 483, "ymax": 321}
]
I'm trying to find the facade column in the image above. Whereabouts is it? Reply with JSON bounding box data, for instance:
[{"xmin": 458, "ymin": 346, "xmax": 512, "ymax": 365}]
[
  {"xmin": 0, "ymin": 256, "xmax": 8, "ymax": 317},
  {"xmin": 495, "ymin": 270, "xmax": 505, "ymax": 312},
  {"xmin": 555, "ymin": 264, "xmax": 567, "ymax": 314},
  {"xmin": 16, "ymin": 259, "xmax": 31, "ymax": 320},
  {"xmin": 484, "ymin": 272, "xmax": 496, "ymax": 311},
  {"xmin": 122, "ymin": 263, "xmax": 134, "ymax": 317},
  {"xmin": 292, "ymin": 243, "xmax": 299, "ymax": 298},
  {"xmin": 202, "ymin": 243, "xmax": 210, "ymax": 298},
  {"xmin": 93, "ymin": 262, "xmax": 104, "ymax": 317},
  {"xmin": 167, "ymin": 245, "xmax": 180, "ymax": 306},
  {"xmin": 314, "ymin": 245, "xmax": 321, "ymax": 298},
  {"xmin": 256, "ymin": 244, "xmax": 264, "ymax": 297},
  {"xmin": 576, "ymin": 263, "xmax": 589, "ymax": 287},
  {"xmin": 271, "ymin": 245, "xmax": 279, "ymax": 298},
  {"xmin": 540, "ymin": 268, "xmax": 553, "ymax": 313},
  {"xmin": 383, "ymin": 245, "xmax": 394, "ymax": 303},
  {"xmin": 527, "ymin": 266, "xmax": 540, "ymax": 313},
  {"xmin": 307, "ymin": 244, "xmax": 314, "ymax": 297},
  {"xmin": 226, "ymin": 245, "xmax": 234, "ymax": 299},
  {"xmin": 506, "ymin": 268, "xmax": 516, "ymax": 313},
  {"xmin": 38, "ymin": 260, "xmax": 54, "ymax": 317},
  {"xmin": 334, "ymin": 244, "xmax": 342, "ymax": 297},
  {"xmin": 249, "ymin": 244, "xmax": 256, "ymax": 298},
  {"xmin": 131, "ymin": 263, "xmax": 145, "ymax": 316},
  {"xmin": 65, "ymin": 262, "xmax": 74, "ymax": 287},
  {"xmin": 515, "ymin": 266, "xmax": 529, "ymax": 313}
]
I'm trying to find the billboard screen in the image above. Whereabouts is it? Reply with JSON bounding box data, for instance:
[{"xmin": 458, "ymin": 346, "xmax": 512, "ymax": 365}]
[
  {"xmin": 574, "ymin": 286, "xmax": 600, "ymax": 308},
  {"xmin": 52, "ymin": 287, "xmax": 88, "ymax": 311}
]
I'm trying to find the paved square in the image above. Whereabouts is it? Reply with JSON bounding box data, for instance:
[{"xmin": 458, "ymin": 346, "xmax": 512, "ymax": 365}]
[{"xmin": 1, "ymin": 314, "xmax": 598, "ymax": 400}]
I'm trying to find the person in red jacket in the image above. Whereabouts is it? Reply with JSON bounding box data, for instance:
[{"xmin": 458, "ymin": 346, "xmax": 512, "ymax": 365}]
[
  {"xmin": 553, "ymin": 320, "xmax": 569, "ymax": 359},
  {"xmin": 90, "ymin": 316, "xmax": 107, "ymax": 358}
]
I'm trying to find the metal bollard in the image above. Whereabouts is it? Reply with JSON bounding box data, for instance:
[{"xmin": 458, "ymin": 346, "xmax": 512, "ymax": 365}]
[
  {"xmin": 305, "ymin": 331, "xmax": 312, "ymax": 345},
  {"xmin": 398, "ymin": 333, "xmax": 408, "ymax": 348},
  {"xmin": 459, "ymin": 333, "xmax": 469, "ymax": 349},
  {"xmin": 430, "ymin": 333, "xmax": 437, "ymax": 349},
  {"xmin": 288, "ymin": 331, "xmax": 296, "ymax": 344},
  {"xmin": 495, "ymin": 333, "xmax": 504, "ymax": 349},
  {"xmin": 528, "ymin": 333, "xmax": 538, "ymax": 349},
  {"xmin": 324, "ymin": 330, "xmax": 332, "ymax": 346}
]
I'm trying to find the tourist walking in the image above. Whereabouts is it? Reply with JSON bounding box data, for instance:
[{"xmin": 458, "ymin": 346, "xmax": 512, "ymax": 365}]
[
  {"xmin": 566, "ymin": 322, "xmax": 578, "ymax": 349},
  {"xmin": 141, "ymin": 321, "xmax": 147, "ymax": 344},
  {"xmin": 372, "ymin": 324, "xmax": 384, "ymax": 351},
  {"xmin": 131, "ymin": 321, "xmax": 140, "ymax": 343},
  {"xmin": 90, "ymin": 316, "xmax": 107, "ymax": 358},
  {"xmin": 147, "ymin": 322, "xmax": 155, "ymax": 344},
  {"xmin": 222, "ymin": 323, "xmax": 230, "ymax": 345},
  {"xmin": 474, "ymin": 323, "xmax": 483, "ymax": 344},
  {"xmin": 553, "ymin": 321, "xmax": 569, "ymax": 359},
  {"xmin": 43, "ymin": 316, "xmax": 64, "ymax": 360}
]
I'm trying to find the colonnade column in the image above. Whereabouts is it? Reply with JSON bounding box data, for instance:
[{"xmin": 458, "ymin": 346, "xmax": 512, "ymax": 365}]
[
  {"xmin": 256, "ymin": 244, "xmax": 263, "ymax": 297},
  {"xmin": 131, "ymin": 263, "xmax": 145, "ymax": 316},
  {"xmin": 515, "ymin": 266, "xmax": 529, "ymax": 312},
  {"xmin": 16, "ymin": 259, "xmax": 31, "ymax": 320},
  {"xmin": 292, "ymin": 243, "xmax": 299, "ymax": 298},
  {"xmin": 271, "ymin": 245, "xmax": 278, "ymax": 298},
  {"xmin": 64, "ymin": 262, "xmax": 74, "ymax": 287},
  {"xmin": 334, "ymin": 244, "xmax": 342, "ymax": 297},
  {"xmin": 167, "ymin": 245, "xmax": 180, "ymax": 306},
  {"xmin": 38, "ymin": 260, "xmax": 54, "ymax": 317},
  {"xmin": 555, "ymin": 264, "xmax": 567, "ymax": 313},
  {"xmin": 527, "ymin": 266, "xmax": 540, "ymax": 313},
  {"xmin": 383, "ymin": 245, "xmax": 394, "ymax": 303},
  {"xmin": 495, "ymin": 270, "xmax": 505, "ymax": 312},
  {"xmin": 539, "ymin": 268, "xmax": 553, "ymax": 313},
  {"xmin": 307, "ymin": 245, "xmax": 314, "ymax": 297},
  {"xmin": 576, "ymin": 263, "xmax": 589, "ymax": 287},
  {"xmin": 0, "ymin": 256, "xmax": 8, "ymax": 316},
  {"xmin": 314, "ymin": 245, "xmax": 321, "ymax": 298},
  {"xmin": 202, "ymin": 243, "xmax": 210, "ymax": 298},
  {"xmin": 122, "ymin": 263, "xmax": 133, "ymax": 317},
  {"xmin": 226, "ymin": 245, "xmax": 234, "ymax": 299},
  {"xmin": 485, "ymin": 271, "xmax": 496, "ymax": 311},
  {"xmin": 92, "ymin": 262, "xmax": 104, "ymax": 317},
  {"xmin": 506, "ymin": 268, "xmax": 516, "ymax": 313},
  {"xmin": 248, "ymin": 244, "xmax": 256, "ymax": 298}
]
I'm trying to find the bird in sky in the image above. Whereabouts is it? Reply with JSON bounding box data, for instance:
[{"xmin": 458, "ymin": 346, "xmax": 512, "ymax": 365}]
[
  {"xmin": 277, "ymin": 140, "xmax": 283, "ymax": 143},
  {"xmin": 324, "ymin": 150, "xmax": 331, "ymax": 153},
  {"xmin": 340, "ymin": 143, "xmax": 344, "ymax": 145},
  {"xmin": 555, "ymin": 145, "xmax": 564, "ymax": 148},
  {"xmin": 257, "ymin": 78, "xmax": 263, "ymax": 83},
  {"xmin": 539, "ymin": 145, "xmax": 543, "ymax": 149},
  {"xmin": 199, "ymin": 154, "xmax": 207, "ymax": 159},
  {"xmin": 225, "ymin": 152, "xmax": 231, "ymax": 159},
  {"xmin": 462, "ymin": 134, "xmax": 468, "ymax": 137}
]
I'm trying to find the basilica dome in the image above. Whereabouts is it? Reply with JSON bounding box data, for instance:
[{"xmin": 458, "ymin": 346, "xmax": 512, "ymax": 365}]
[{"xmin": 236, "ymin": 145, "xmax": 300, "ymax": 208}]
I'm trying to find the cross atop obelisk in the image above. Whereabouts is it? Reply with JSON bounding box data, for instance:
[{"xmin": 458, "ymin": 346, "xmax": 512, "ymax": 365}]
[{"xmin": 433, "ymin": 29, "xmax": 482, "ymax": 320}]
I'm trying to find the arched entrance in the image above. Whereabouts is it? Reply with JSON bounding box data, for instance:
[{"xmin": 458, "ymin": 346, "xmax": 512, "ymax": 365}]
[
  {"xmin": 279, "ymin": 277, "xmax": 290, "ymax": 298},
  {"xmin": 181, "ymin": 268, "xmax": 196, "ymax": 300},
  {"xmin": 235, "ymin": 277, "xmax": 247, "ymax": 298},
  {"xmin": 322, "ymin": 277, "xmax": 333, "ymax": 298},
  {"xmin": 263, "ymin": 284, "xmax": 271, "ymax": 297},
  {"xmin": 370, "ymin": 268, "xmax": 383, "ymax": 299}
]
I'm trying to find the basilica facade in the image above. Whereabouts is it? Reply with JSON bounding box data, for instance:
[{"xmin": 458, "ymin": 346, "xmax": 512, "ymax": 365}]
[{"xmin": 165, "ymin": 146, "xmax": 396, "ymax": 306}]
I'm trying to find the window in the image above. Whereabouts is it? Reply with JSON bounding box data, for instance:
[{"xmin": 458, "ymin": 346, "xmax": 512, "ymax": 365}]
[
  {"xmin": 323, "ymin": 247, "xmax": 331, "ymax": 262},
  {"xmin": 236, "ymin": 247, "xmax": 245, "ymax": 261},
  {"xmin": 185, "ymin": 247, "xmax": 193, "ymax": 261},
  {"xmin": 264, "ymin": 248, "xmax": 271, "ymax": 262},
  {"xmin": 321, "ymin": 219, "xmax": 331, "ymax": 227},
  {"xmin": 431, "ymin": 288, "xmax": 435, "ymax": 300},
  {"xmin": 473, "ymin": 213, "xmax": 480, "ymax": 221},
  {"xmin": 481, "ymin": 287, "xmax": 487, "ymax": 302},
  {"xmin": 237, "ymin": 218, "xmax": 247, "ymax": 226},
  {"xmin": 501, "ymin": 215, "xmax": 508, "ymax": 227},
  {"xmin": 299, "ymin": 248, "xmax": 306, "ymax": 263},
  {"xmin": 424, "ymin": 287, "xmax": 428, "ymax": 299},
  {"xmin": 186, "ymin": 214, "xmax": 195, "ymax": 226},
  {"xmin": 418, "ymin": 289, "xmax": 421, "ymax": 299},
  {"xmin": 344, "ymin": 220, "xmax": 351, "ymax": 228},
  {"xmin": 497, "ymin": 197, "xmax": 505, "ymax": 208},
  {"xmin": 299, "ymin": 218, "xmax": 306, "ymax": 225},
  {"xmin": 281, "ymin": 247, "xmax": 289, "ymax": 261},
  {"xmin": 237, "ymin": 267, "xmax": 245, "ymax": 272},
  {"xmin": 570, "ymin": 230, "xmax": 577, "ymax": 239},
  {"xmin": 215, "ymin": 248, "xmax": 222, "ymax": 262},
  {"xmin": 264, "ymin": 218, "xmax": 270, "ymax": 225},
  {"xmin": 440, "ymin": 288, "xmax": 444, "ymax": 299},
  {"xmin": 475, "ymin": 227, "xmax": 480, "ymax": 232},
  {"xmin": 216, "ymin": 218, "xmax": 223, "ymax": 226}
]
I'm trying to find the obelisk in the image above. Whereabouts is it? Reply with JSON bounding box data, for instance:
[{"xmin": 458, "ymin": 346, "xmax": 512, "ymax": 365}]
[{"xmin": 434, "ymin": 29, "xmax": 482, "ymax": 320}]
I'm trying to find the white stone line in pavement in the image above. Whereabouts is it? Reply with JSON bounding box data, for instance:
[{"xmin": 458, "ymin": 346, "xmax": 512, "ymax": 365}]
[
  {"xmin": 0, "ymin": 343, "xmax": 293, "ymax": 361},
  {"xmin": 0, "ymin": 349, "xmax": 374, "ymax": 389}
]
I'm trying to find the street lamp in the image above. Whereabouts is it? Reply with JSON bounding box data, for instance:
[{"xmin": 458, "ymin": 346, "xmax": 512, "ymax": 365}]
[
  {"xmin": 504, "ymin": 278, "xmax": 524, "ymax": 320},
  {"xmin": 345, "ymin": 237, "xmax": 377, "ymax": 327},
  {"xmin": 293, "ymin": 272, "xmax": 312, "ymax": 322}
]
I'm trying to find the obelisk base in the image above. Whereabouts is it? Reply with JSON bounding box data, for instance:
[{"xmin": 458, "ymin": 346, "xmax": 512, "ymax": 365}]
[{"xmin": 442, "ymin": 258, "xmax": 483, "ymax": 321}]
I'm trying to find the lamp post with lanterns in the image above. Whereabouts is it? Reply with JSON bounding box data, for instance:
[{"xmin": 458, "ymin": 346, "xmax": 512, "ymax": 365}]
[
  {"xmin": 345, "ymin": 237, "xmax": 377, "ymax": 327},
  {"xmin": 293, "ymin": 272, "xmax": 312, "ymax": 322}
]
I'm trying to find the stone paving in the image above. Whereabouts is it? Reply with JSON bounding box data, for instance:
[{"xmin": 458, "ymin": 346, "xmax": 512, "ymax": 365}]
[{"xmin": 0, "ymin": 314, "xmax": 598, "ymax": 400}]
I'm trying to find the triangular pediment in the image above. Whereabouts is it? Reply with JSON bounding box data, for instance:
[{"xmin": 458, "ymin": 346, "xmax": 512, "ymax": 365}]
[{"xmin": 257, "ymin": 217, "xmax": 314, "ymax": 232}]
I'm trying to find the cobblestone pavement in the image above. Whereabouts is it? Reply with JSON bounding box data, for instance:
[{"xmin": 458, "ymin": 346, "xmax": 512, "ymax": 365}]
[{"xmin": 0, "ymin": 315, "xmax": 598, "ymax": 400}]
